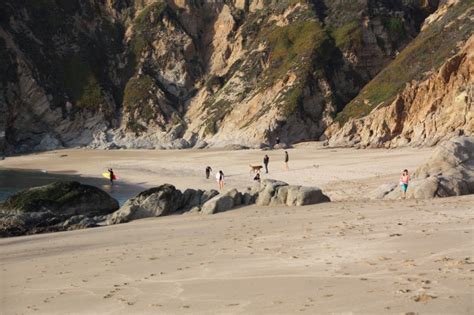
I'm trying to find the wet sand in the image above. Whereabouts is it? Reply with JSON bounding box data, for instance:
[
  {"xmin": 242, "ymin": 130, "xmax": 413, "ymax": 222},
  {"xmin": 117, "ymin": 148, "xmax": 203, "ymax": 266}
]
[{"xmin": 0, "ymin": 144, "xmax": 473, "ymax": 314}]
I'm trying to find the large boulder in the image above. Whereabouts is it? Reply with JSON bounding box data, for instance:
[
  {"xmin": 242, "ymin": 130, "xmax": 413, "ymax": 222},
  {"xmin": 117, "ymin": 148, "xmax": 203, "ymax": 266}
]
[
  {"xmin": 1, "ymin": 181, "xmax": 118, "ymax": 216},
  {"xmin": 181, "ymin": 189, "xmax": 203, "ymax": 211},
  {"xmin": 200, "ymin": 189, "xmax": 219, "ymax": 204},
  {"xmin": 256, "ymin": 179, "xmax": 288, "ymax": 206},
  {"xmin": 294, "ymin": 186, "xmax": 331, "ymax": 206},
  {"xmin": 373, "ymin": 137, "xmax": 474, "ymax": 199},
  {"xmin": 0, "ymin": 181, "xmax": 119, "ymax": 237},
  {"xmin": 271, "ymin": 185, "xmax": 330, "ymax": 206},
  {"xmin": 242, "ymin": 186, "xmax": 259, "ymax": 205},
  {"xmin": 200, "ymin": 190, "xmax": 237, "ymax": 215},
  {"xmin": 257, "ymin": 179, "xmax": 330, "ymax": 206},
  {"xmin": 107, "ymin": 184, "xmax": 182, "ymax": 224},
  {"xmin": 226, "ymin": 188, "xmax": 243, "ymax": 206}
]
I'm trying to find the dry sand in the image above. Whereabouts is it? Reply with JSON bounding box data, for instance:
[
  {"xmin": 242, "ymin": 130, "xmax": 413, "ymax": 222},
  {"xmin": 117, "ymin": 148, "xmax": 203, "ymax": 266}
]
[{"xmin": 1, "ymin": 144, "xmax": 473, "ymax": 314}]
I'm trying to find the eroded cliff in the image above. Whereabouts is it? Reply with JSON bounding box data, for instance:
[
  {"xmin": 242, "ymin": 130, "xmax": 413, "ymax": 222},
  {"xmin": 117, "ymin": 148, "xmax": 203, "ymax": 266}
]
[
  {"xmin": 0, "ymin": 0, "xmax": 459, "ymax": 154},
  {"xmin": 326, "ymin": 0, "xmax": 473, "ymax": 147}
]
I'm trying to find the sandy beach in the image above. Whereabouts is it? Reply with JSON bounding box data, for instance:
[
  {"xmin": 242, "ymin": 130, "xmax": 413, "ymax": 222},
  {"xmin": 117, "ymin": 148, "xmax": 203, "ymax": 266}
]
[
  {"xmin": 1, "ymin": 144, "xmax": 473, "ymax": 314},
  {"xmin": 0, "ymin": 143, "xmax": 435, "ymax": 200}
]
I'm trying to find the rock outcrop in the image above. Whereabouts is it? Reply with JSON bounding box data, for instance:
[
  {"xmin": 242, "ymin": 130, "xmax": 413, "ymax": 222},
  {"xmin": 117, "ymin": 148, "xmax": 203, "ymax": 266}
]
[
  {"xmin": 107, "ymin": 184, "xmax": 220, "ymax": 223},
  {"xmin": 107, "ymin": 184, "xmax": 183, "ymax": 224},
  {"xmin": 0, "ymin": 0, "xmax": 441, "ymax": 154},
  {"xmin": 372, "ymin": 136, "xmax": 474, "ymax": 199},
  {"xmin": 327, "ymin": 1, "xmax": 473, "ymax": 148},
  {"xmin": 0, "ymin": 181, "xmax": 119, "ymax": 237},
  {"xmin": 256, "ymin": 179, "xmax": 330, "ymax": 206}
]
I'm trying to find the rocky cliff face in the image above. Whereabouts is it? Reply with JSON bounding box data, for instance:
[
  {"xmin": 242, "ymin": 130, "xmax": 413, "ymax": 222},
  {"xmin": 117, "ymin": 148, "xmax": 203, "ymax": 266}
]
[
  {"xmin": 327, "ymin": 0, "xmax": 473, "ymax": 147},
  {"xmin": 0, "ymin": 0, "xmax": 453, "ymax": 154}
]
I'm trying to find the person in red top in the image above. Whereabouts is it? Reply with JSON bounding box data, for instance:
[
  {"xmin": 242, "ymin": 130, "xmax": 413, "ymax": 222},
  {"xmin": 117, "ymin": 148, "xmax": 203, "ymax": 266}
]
[{"xmin": 400, "ymin": 169, "xmax": 410, "ymax": 199}]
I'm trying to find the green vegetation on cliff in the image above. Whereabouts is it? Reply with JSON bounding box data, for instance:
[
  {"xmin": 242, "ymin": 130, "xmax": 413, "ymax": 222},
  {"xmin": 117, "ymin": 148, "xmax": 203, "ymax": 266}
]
[
  {"xmin": 265, "ymin": 20, "xmax": 325, "ymax": 84},
  {"xmin": 129, "ymin": 1, "xmax": 167, "ymax": 70},
  {"xmin": 57, "ymin": 56, "xmax": 105, "ymax": 111},
  {"xmin": 332, "ymin": 21, "xmax": 363, "ymax": 49},
  {"xmin": 335, "ymin": 0, "xmax": 473, "ymax": 125},
  {"xmin": 123, "ymin": 75, "xmax": 157, "ymax": 133},
  {"xmin": 123, "ymin": 75, "xmax": 155, "ymax": 111},
  {"xmin": 261, "ymin": 19, "xmax": 333, "ymax": 116}
]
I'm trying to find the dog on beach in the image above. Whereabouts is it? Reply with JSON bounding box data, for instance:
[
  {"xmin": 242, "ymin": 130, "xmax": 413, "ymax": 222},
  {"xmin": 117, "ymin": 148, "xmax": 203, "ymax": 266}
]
[{"xmin": 249, "ymin": 164, "xmax": 263, "ymax": 173}]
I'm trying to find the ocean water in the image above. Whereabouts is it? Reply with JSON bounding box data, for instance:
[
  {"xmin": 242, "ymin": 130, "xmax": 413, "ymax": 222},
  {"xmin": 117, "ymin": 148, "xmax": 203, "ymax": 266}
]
[{"xmin": 0, "ymin": 169, "xmax": 142, "ymax": 206}]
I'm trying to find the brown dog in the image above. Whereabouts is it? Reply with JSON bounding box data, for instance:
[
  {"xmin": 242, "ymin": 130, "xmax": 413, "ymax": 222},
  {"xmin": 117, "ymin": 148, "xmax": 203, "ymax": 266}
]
[{"xmin": 249, "ymin": 164, "xmax": 263, "ymax": 173}]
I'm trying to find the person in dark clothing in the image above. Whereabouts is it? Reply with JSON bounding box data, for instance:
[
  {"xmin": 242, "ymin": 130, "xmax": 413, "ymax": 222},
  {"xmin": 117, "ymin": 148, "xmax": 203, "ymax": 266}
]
[
  {"xmin": 275, "ymin": 137, "xmax": 280, "ymax": 145},
  {"xmin": 108, "ymin": 168, "xmax": 115, "ymax": 185},
  {"xmin": 205, "ymin": 166, "xmax": 213, "ymax": 179},
  {"xmin": 284, "ymin": 151, "xmax": 289, "ymax": 171},
  {"xmin": 263, "ymin": 155, "xmax": 269, "ymax": 173},
  {"xmin": 253, "ymin": 172, "xmax": 261, "ymax": 183}
]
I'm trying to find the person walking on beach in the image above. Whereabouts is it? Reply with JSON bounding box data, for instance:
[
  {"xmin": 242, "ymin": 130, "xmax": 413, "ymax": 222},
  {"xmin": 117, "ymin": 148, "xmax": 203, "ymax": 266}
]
[
  {"xmin": 284, "ymin": 151, "xmax": 289, "ymax": 171},
  {"xmin": 205, "ymin": 166, "xmax": 213, "ymax": 179},
  {"xmin": 216, "ymin": 170, "xmax": 225, "ymax": 190},
  {"xmin": 263, "ymin": 154, "xmax": 269, "ymax": 174},
  {"xmin": 400, "ymin": 169, "xmax": 410, "ymax": 199},
  {"xmin": 108, "ymin": 168, "xmax": 115, "ymax": 186}
]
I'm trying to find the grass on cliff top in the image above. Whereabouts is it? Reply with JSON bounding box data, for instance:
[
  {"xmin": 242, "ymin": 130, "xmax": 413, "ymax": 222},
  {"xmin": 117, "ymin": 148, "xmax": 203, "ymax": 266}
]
[{"xmin": 334, "ymin": 0, "xmax": 474, "ymax": 125}]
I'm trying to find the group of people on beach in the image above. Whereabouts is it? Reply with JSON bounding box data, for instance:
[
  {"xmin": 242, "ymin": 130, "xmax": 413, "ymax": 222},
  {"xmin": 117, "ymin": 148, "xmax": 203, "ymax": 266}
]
[
  {"xmin": 205, "ymin": 150, "xmax": 290, "ymax": 190},
  {"xmin": 204, "ymin": 150, "xmax": 411, "ymax": 198},
  {"xmin": 105, "ymin": 137, "xmax": 411, "ymax": 198}
]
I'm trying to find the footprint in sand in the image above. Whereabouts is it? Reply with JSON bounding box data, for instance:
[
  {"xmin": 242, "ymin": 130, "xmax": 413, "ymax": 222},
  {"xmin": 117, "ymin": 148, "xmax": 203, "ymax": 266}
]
[
  {"xmin": 397, "ymin": 289, "xmax": 411, "ymax": 294},
  {"xmin": 412, "ymin": 294, "xmax": 437, "ymax": 302}
]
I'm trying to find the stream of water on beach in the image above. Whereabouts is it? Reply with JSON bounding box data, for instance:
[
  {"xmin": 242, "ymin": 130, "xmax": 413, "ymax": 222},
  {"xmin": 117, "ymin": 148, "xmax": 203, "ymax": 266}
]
[{"xmin": 0, "ymin": 169, "xmax": 142, "ymax": 206}]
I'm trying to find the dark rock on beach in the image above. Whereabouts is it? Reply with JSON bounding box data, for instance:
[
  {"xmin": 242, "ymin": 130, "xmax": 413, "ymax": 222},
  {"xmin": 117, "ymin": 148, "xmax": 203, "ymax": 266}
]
[
  {"xmin": 0, "ymin": 181, "xmax": 119, "ymax": 237},
  {"xmin": 107, "ymin": 184, "xmax": 183, "ymax": 224}
]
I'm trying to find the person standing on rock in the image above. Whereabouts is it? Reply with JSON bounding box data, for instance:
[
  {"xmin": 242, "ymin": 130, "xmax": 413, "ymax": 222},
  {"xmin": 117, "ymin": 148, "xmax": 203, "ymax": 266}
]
[
  {"xmin": 263, "ymin": 154, "xmax": 269, "ymax": 174},
  {"xmin": 400, "ymin": 169, "xmax": 410, "ymax": 199},
  {"xmin": 284, "ymin": 151, "xmax": 289, "ymax": 171},
  {"xmin": 205, "ymin": 166, "xmax": 213, "ymax": 179},
  {"xmin": 216, "ymin": 170, "xmax": 225, "ymax": 190}
]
